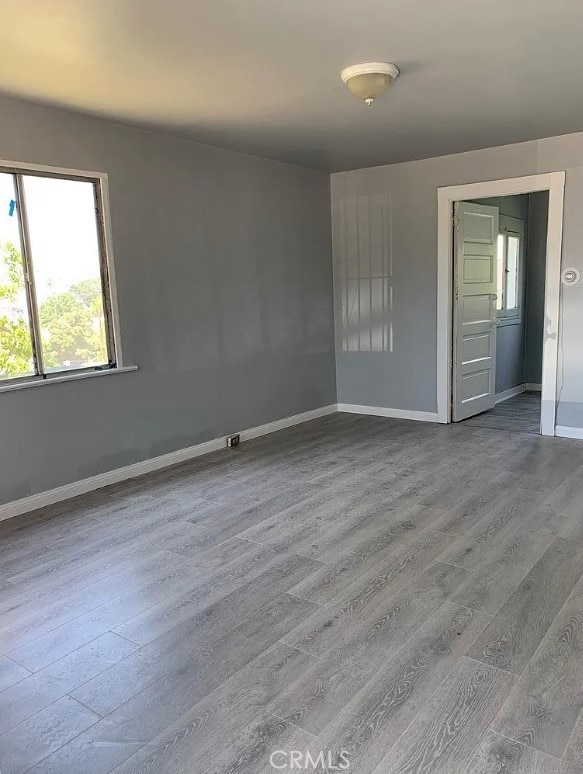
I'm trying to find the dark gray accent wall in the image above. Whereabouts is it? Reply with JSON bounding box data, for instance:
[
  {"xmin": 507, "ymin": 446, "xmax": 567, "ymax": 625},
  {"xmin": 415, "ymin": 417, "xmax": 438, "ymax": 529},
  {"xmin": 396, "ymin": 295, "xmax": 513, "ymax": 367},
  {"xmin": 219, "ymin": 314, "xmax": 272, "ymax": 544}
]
[
  {"xmin": 525, "ymin": 191, "xmax": 549, "ymax": 385},
  {"xmin": 331, "ymin": 133, "xmax": 583, "ymax": 428},
  {"xmin": 0, "ymin": 94, "xmax": 335, "ymax": 505}
]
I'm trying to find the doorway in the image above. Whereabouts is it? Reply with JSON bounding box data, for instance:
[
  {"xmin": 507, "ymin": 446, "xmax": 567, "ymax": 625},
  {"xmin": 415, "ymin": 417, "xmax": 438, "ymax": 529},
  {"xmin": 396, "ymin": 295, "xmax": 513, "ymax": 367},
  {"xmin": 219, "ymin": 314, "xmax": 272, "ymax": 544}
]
[
  {"xmin": 436, "ymin": 172, "xmax": 565, "ymax": 436},
  {"xmin": 452, "ymin": 192, "xmax": 547, "ymax": 433}
]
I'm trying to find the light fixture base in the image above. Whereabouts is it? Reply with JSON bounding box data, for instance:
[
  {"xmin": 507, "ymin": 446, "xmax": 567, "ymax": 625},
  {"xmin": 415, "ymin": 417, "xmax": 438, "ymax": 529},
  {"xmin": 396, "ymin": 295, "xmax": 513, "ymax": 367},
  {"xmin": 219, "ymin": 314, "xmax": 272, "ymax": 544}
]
[
  {"xmin": 340, "ymin": 62, "xmax": 399, "ymax": 105},
  {"xmin": 340, "ymin": 62, "xmax": 400, "ymax": 84}
]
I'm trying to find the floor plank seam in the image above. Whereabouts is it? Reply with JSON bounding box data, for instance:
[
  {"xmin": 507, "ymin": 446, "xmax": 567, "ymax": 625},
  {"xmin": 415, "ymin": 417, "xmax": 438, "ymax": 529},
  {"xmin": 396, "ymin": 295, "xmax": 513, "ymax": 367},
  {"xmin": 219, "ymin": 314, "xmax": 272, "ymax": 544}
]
[
  {"xmin": 561, "ymin": 706, "xmax": 583, "ymax": 760},
  {"xmin": 447, "ymin": 600, "xmax": 494, "ymax": 617},
  {"xmin": 489, "ymin": 729, "xmax": 568, "ymax": 763},
  {"xmin": 432, "ymin": 556, "xmax": 472, "ymax": 570},
  {"xmin": 3, "ymin": 612, "xmax": 126, "ymax": 669},
  {"xmin": 2, "ymin": 652, "xmax": 29, "ymax": 672},
  {"xmin": 4, "ymin": 694, "xmax": 102, "ymax": 774},
  {"xmin": 266, "ymin": 709, "xmax": 318, "ymax": 738},
  {"xmin": 561, "ymin": 708, "xmax": 583, "ymax": 763},
  {"xmin": 236, "ymin": 535, "xmax": 270, "ymax": 547},
  {"xmin": 463, "ymin": 653, "xmax": 521, "ymax": 677},
  {"xmin": 284, "ymin": 591, "xmax": 322, "ymax": 607},
  {"xmin": 108, "ymin": 629, "xmax": 143, "ymax": 647},
  {"xmin": 65, "ymin": 691, "xmax": 105, "ymax": 718},
  {"xmin": 433, "ymin": 558, "xmax": 471, "ymax": 572},
  {"xmin": 423, "ymin": 526, "xmax": 457, "ymax": 538},
  {"xmin": 279, "ymin": 639, "xmax": 323, "ymax": 660},
  {"xmin": 292, "ymin": 550, "xmax": 331, "ymax": 565},
  {"xmin": 4, "ymin": 655, "xmax": 32, "ymax": 678},
  {"xmin": 0, "ymin": 548, "xmax": 191, "ymax": 648}
]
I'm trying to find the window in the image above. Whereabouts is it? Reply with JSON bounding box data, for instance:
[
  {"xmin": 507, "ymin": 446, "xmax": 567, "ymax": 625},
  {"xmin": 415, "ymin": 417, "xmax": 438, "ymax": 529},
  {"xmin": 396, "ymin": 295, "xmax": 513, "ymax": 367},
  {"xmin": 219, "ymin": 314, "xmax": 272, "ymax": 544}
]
[
  {"xmin": 0, "ymin": 165, "xmax": 117, "ymax": 384},
  {"xmin": 496, "ymin": 215, "xmax": 524, "ymax": 322}
]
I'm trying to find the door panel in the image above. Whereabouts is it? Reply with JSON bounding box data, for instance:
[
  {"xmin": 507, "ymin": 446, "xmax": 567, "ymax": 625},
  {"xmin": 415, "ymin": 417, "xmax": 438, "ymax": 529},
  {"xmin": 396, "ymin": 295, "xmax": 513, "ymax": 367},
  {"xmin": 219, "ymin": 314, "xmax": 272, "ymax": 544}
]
[
  {"xmin": 462, "ymin": 294, "xmax": 492, "ymax": 324},
  {"xmin": 462, "ymin": 332, "xmax": 491, "ymax": 362},
  {"xmin": 461, "ymin": 369, "xmax": 491, "ymax": 401},
  {"xmin": 452, "ymin": 201, "xmax": 499, "ymax": 421},
  {"xmin": 463, "ymin": 257, "xmax": 493, "ymax": 283}
]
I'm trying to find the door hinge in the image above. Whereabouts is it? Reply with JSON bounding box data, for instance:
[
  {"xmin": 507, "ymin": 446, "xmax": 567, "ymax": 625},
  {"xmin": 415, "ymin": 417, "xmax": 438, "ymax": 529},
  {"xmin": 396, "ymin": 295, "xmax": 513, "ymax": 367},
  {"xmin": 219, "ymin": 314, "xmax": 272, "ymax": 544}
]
[{"xmin": 452, "ymin": 214, "xmax": 460, "ymax": 229}]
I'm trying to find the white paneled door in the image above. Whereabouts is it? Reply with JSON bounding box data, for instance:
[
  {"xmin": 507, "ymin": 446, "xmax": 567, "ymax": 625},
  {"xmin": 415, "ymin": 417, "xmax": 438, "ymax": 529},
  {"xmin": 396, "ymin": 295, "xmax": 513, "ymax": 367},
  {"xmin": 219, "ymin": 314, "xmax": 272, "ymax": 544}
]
[{"xmin": 452, "ymin": 201, "xmax": 499, "ymax": 421}]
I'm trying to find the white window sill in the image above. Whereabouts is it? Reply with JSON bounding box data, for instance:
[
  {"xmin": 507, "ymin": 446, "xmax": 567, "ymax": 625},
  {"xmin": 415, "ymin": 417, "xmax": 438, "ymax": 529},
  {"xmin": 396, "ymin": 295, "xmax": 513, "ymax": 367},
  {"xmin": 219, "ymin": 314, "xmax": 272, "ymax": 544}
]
[{"xmin": 0, "ymin": 365, "xmax": 138, "ymax": 394}]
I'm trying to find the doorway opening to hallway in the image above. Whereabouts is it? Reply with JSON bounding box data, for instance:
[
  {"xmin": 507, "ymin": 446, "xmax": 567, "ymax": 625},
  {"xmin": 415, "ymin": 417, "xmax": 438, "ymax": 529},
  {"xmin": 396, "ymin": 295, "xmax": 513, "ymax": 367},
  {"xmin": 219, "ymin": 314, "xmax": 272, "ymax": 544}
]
[
  {"xmin": 436, "ymin": 172, "xmax": 565, "ymax": 437},
  {"xmin": 453, "ymin": 192, "xmax": 548, "ymax": 434}
]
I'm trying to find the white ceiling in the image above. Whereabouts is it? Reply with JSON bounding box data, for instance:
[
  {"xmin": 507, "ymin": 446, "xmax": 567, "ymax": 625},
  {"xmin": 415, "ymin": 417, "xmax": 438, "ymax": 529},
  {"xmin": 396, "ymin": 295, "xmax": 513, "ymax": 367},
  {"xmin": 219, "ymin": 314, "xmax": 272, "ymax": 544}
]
[{"xmin": 1, "ymin": 0, "xmax": 583, "ymax": 171}]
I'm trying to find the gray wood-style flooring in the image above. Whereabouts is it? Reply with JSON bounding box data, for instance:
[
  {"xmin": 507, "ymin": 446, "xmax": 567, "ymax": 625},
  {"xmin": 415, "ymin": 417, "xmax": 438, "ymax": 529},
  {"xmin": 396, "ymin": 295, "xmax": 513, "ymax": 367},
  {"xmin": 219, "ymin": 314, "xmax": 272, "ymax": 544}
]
[
  {"xmin": 1, "ymin": 412, "xmax": 583, "ymax": 773},
  {"xmin": 462, "ymin": 391, "xmax": 542, "ymax": 434}
]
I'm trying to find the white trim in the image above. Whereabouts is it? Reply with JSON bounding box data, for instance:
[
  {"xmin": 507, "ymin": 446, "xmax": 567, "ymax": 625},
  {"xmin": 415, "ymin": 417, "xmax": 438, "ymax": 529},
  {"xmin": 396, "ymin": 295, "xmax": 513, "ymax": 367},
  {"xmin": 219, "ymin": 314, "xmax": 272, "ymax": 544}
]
[
  {"xmin": 237, "ymin": 405, "xmax": 337, "ymax": 442},
  {"xmin": 0, "ymin": 404, "xmax": 337, "ymax": 522},
  {"xmin": 526, "ymin": 383, "xmax": 542, "ymax": 391},
  {"xmin": 341, "ymin": 62, "xmax": 400, "ymax": 82},
  {"xmin": 495, "ymin": 384, "xmax": 526, "ymax": 404},
  {"xmin": 337, "ymin": 403, "xmax": 439, "ymax": 422},
  {"xmin": 555, "ymin": 426, "xmax": 583, "ymax": 440},
  {"xmin": 437, "ymin": 171, "xmax": 565, "ymax": 436},
  {"xmin": 540, "ymin": 175, "xmax": 565, "ymax": 435},
  {"xmin": 0, "ymin": 365, "xmax": 138, "ymax": 394},
  {"xmin": 0, "ymin": 158, "xmax": 107, "ymax": 180},
  {"xmin": 98, "ymin": 172, "xmax": 124, "ymax": 367},
  {"xmin": 0, "ymin": 158, "xmax": 125, "ymax": 368}
]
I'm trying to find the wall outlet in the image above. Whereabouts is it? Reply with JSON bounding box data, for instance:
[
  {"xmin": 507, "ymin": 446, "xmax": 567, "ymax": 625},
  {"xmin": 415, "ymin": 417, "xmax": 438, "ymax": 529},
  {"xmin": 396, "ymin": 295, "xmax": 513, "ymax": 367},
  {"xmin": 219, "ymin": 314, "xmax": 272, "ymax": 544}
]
[{"xmin": 227, "ymin": 434, "xmax": 240, "ymax": 447}]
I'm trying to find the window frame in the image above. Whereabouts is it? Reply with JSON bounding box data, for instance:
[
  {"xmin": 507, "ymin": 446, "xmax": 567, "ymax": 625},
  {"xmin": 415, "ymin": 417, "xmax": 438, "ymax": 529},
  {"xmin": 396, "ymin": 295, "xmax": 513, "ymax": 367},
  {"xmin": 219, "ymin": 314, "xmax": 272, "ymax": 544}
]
[
  {"xmin": 496, "ymin": 213, "xmax": 525, "ymax": 326},
  {"xmin": 0, "ymin": 159, "xmax": 123, "ymax": 386}
]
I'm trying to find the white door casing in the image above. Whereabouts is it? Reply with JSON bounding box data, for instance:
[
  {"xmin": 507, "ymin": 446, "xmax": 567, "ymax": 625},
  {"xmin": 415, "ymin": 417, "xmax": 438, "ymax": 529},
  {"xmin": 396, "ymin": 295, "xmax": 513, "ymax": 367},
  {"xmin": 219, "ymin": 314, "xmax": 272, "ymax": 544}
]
[
  {"xmin": 452, "ymin": 201, "xmax": 499, "ymax": 421},
  {"xmin": 437, "ymin": 172, "xmax": 565, "ymax": 436}
]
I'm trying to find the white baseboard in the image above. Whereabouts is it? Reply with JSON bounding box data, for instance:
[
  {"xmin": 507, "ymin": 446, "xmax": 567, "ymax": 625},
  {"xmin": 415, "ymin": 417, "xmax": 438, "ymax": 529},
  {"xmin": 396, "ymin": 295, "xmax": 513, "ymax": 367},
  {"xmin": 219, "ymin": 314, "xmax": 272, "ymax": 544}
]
[
  {"xmin": 0, "ymin": 404, "xmax": 337, "ymax": 522},
  {"xmin": 525, "ymin": 383, "xmax": 542, "ymax": 392},
  {"xmin": 495, "ymin": 384, "xmax": 526, "ymax": 404},
  {"xmin": 555, "ymin": 426, "xmax": 583, "ymax": 440},
  {"xmin": 237, "ymin": 404, "xmax": 336, "ymax": 442},
  {"xmin": 337, "ymin": 403, "xmax": 439, "ymax": 423}
]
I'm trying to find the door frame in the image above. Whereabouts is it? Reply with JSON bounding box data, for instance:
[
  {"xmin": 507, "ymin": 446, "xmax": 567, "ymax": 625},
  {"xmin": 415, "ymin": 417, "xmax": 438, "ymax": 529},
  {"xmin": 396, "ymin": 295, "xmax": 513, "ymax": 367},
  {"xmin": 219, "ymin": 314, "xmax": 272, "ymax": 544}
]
[{"xmin": 436, "ymin": 172, "xmax": 566, "ymax": 435}]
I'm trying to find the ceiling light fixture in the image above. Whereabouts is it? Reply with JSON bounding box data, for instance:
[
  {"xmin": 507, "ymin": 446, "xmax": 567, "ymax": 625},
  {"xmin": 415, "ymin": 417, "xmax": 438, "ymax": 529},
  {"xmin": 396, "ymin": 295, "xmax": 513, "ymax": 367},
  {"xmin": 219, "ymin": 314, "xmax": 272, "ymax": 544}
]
[{"xmin": 340, "ymin": 62, "xmax": 399, "ymax": 106}]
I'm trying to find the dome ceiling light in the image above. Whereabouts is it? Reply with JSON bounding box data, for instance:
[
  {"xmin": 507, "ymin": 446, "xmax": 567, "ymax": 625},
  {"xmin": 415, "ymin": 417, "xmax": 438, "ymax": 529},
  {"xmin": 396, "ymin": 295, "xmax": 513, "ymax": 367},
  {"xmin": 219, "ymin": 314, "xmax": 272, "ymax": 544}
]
[{"xmin": 340, "ymin": 62, "xmax": 399, "ymax": 106}]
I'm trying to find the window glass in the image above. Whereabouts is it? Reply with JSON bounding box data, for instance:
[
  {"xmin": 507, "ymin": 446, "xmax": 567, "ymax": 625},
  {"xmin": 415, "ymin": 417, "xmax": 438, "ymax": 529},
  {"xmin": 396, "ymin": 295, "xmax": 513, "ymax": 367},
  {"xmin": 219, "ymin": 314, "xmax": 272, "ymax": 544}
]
[
  {"xmin": 23, "ymin": 175, "xmax": 109, "ymax": 373},
  {"xmin": 506, "ymin": 234, "xmax": 519, "ymax": 310},
  {"xmin": 0, "ymin": 173, "xmax": 34, "ymax": 380},
  {"xmin": 496, "ymin": 234, "xmax": 505, "ymax": 310}
]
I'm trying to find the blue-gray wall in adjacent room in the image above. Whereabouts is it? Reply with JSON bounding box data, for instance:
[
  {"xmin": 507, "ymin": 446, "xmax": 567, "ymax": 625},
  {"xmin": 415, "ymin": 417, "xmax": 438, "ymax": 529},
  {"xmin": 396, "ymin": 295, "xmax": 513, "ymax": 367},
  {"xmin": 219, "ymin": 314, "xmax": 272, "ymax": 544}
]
[{"xmin": 0, "ymin": 93, "xmax": 336, "ymax": 505}]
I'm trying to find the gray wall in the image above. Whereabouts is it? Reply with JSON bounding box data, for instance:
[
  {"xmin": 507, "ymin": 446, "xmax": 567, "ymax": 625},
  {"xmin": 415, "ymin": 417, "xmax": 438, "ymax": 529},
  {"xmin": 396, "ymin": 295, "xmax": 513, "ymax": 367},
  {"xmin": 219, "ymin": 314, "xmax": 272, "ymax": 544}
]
[
  {"xmin": 469, "ymin": 195, "xmax": 529, "ymax": 395},
  {"xmin": 495, "ymin": 322, "xmax": 526, "ymax": 394},
  {"xmin": 0, "ymin": 94, "xmax": 335, "ymax": 505},
  {"xmin": 331, "ymin": 133, "xmax": 583, "ymax": 428},
  {"xmin": 525, "ymin": 191, "xmax": 549, "ymax": 384}
]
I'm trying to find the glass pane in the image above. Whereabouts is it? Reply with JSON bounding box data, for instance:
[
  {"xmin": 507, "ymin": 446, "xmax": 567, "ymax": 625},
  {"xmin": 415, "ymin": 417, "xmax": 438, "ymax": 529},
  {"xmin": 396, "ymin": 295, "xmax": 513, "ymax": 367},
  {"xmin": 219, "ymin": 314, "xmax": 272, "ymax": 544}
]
[
  {"xmin": 23, "ymin": 175, "xmax": 109, "ymax": 373},
  {"xmin": 506, "ymin": 234, "xmax": 519, "ymax": 310},
  {"xmin": 0, "ymin": 173, "xmax": 35, "ymax": 380},
  {"xmin": 496, "ymin": 234, "xmax": 505, "ymax": 310}
]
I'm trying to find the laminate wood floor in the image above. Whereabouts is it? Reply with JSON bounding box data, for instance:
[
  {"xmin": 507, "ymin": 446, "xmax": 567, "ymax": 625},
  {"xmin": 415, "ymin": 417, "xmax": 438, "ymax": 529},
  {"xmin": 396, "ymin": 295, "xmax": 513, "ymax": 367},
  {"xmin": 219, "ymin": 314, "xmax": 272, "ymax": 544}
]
[
  {"xmin": 462, "ymin": 391, "xmax": 542, "ymax": 434},
  {"xmin": 1, "ymin": 412, "xmax": 583, "ymax": 773}
]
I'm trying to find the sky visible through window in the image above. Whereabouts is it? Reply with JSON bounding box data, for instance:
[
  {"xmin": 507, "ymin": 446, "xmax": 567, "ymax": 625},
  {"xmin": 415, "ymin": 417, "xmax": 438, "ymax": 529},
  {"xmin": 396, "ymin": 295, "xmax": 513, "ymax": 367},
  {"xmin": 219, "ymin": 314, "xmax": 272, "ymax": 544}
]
[{"xmin": 0, "ymin": 171, "xmax": 109, "ymax": 378}]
